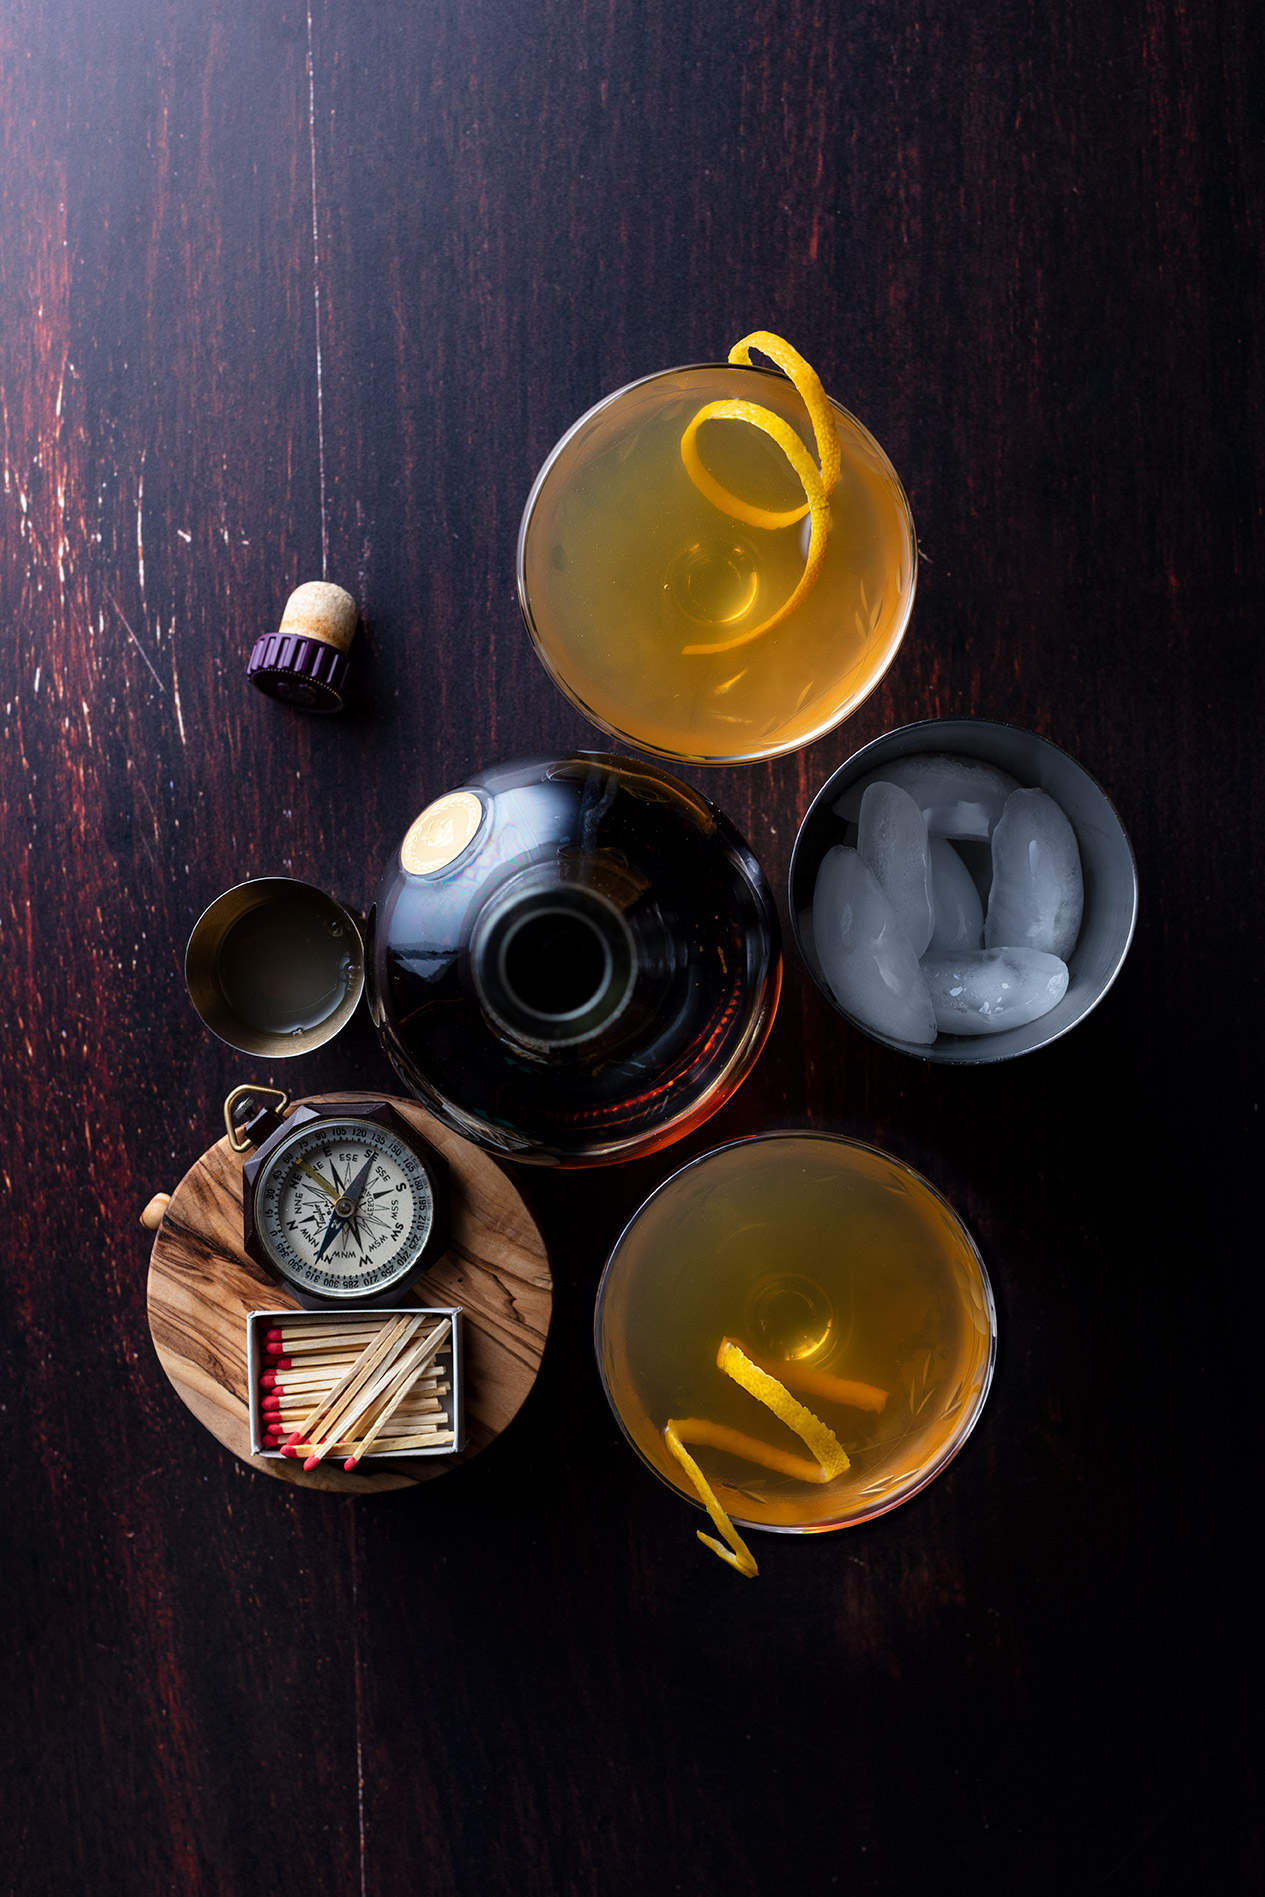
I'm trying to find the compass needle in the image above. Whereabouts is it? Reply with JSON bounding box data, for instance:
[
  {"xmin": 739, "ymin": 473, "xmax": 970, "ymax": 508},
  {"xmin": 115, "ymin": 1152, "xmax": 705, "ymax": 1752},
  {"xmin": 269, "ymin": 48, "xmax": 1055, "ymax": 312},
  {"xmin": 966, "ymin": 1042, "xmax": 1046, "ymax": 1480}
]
[
  {"xmin": 312, "ymin": 1206, "xmax": 346, "ymax": 1266},
  {"xmin": 295, "ymin": 1158, "xmax": 340, "ymax": 1201}
]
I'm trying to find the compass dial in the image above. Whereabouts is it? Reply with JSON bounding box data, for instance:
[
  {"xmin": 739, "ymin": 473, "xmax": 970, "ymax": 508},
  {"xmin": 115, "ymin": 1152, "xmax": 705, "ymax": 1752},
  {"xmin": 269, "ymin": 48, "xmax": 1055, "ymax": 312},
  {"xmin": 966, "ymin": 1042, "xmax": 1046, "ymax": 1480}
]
[{"xmin": 253, "ymin": 1117, "xmax": 437, "ymax": 1299}]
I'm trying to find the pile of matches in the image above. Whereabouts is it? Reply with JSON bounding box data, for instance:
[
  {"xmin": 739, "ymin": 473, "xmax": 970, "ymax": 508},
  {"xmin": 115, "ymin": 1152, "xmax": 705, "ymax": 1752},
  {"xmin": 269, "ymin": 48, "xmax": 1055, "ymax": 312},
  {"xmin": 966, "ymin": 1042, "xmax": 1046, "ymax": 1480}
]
[{"xmin": 259, "ymin": 1313, "xmax": 454, "ymax": 1471}]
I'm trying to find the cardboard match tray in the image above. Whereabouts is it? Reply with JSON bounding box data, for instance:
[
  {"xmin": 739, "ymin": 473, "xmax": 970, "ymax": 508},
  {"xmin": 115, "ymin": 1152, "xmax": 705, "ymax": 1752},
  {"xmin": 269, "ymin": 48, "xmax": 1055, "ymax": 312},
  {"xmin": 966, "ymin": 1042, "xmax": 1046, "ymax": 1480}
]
[{"xmin": 246, "ymin": 1307, "xmax": 466, "ymax": 1461}]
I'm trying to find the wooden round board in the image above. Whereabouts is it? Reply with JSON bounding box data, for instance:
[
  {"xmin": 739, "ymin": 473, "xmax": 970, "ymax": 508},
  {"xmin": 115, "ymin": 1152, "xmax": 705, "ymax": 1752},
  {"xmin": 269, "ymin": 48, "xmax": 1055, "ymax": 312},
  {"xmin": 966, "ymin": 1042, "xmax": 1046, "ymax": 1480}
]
[{"xmin": 147, "ymin": 1092, "xmax": 553, "ymax": 1493}]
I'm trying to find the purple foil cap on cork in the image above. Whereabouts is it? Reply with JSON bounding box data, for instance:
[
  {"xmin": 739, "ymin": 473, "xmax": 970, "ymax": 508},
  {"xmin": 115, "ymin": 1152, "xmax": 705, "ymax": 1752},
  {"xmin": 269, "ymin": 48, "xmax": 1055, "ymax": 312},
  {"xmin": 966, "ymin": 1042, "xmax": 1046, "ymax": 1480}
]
[{"xmin": 248, "ymin": 581, "xmax": 358, "ymax": 712}]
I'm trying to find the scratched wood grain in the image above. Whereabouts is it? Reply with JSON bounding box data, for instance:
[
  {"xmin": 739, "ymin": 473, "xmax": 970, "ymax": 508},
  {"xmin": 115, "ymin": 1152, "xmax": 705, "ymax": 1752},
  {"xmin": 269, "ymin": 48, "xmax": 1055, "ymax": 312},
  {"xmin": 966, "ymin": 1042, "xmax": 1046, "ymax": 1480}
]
[{"xmin": 1, "ymin": 0, "xmax": 1260, "ymax": 1891}]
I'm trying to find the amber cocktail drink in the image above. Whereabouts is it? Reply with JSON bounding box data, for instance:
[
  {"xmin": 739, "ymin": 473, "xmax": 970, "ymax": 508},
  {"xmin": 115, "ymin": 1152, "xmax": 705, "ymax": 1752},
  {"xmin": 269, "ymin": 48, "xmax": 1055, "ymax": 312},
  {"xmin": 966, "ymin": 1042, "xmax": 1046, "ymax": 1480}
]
[
  {"xmin": 518, "ymin": 357, "xmax": 916, "ymax": 765},
  {"xmin": 595, "ymin": 1134, "xmax": 995, "ymax": 1535}
]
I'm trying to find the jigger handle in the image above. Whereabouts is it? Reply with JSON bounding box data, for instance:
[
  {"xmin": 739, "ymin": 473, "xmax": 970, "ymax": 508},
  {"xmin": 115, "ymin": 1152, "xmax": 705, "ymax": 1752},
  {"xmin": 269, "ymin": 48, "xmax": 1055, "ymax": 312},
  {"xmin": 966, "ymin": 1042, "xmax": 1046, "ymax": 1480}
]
[{"xmin": 139, "ymin": 1193, "xmax": 171, "ymax": 1232}]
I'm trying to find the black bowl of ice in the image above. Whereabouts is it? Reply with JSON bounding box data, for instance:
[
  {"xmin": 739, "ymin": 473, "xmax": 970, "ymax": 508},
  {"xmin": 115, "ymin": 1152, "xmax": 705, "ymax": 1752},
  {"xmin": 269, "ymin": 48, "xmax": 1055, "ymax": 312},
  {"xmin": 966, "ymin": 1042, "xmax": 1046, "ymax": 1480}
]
[{"xmin": 788, "ymin": 720, "xmax": 1138, "ymax": 1063}]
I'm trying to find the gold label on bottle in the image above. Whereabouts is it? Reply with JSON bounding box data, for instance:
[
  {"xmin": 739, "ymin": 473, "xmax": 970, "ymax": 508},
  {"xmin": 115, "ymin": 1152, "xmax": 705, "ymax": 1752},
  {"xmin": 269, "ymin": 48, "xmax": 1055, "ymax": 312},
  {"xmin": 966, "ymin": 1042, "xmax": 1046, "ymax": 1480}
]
[{"xmin": 401, "ymin": 791, "xmax": 485, "ymax": 875}]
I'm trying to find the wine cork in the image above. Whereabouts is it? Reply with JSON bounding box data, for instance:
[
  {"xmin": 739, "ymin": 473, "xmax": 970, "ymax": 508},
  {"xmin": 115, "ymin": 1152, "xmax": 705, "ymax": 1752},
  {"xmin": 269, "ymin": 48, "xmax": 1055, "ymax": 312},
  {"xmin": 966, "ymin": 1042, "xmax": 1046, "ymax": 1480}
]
[{"xmin": 276, "ymin": 582, "xmax": 358, "ymax": 654}]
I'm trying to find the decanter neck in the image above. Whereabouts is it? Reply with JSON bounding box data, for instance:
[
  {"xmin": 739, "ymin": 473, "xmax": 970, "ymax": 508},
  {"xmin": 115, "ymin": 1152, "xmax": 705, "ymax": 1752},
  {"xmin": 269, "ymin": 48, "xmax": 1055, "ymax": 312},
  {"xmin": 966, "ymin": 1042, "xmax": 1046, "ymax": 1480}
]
[{"xmin": 469, "ymin": 868, "xmax": 647, "ymax": 1055}]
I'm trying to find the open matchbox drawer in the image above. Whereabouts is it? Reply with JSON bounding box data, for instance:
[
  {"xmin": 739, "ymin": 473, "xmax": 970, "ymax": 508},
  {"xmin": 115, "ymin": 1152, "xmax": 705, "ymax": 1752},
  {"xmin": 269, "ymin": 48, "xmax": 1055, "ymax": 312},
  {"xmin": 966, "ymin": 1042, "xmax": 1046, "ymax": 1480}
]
[{"xmin": 247, "ymin": 1307, "xmax": 465, "ymax": 1460}]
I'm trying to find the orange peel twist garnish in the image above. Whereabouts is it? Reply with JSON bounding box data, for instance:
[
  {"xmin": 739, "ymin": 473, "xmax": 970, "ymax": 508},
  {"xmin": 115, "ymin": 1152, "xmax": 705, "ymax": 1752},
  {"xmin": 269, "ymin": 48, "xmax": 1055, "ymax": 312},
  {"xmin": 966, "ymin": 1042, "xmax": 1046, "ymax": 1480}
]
[
  {"xmin": 679, "ymin": 331, "xmax": 840, "ymax": 656},
  {"xmin": 667, "ymin": 1417, "xmax": 829, "ymax": 1485},
  {"xmin": 665, "ymin": 1423, "xmax": 760, "ymax": 1578},
  {"xmin": 740, "ymin": 1346, "xmax": 888, "ymax": 1415},
  {"xmin": 664, "ymin": 1336, "xmax": 852, "ymax": 1578},
  {"xmin": 716, "ymin": 1338, "xmax": 850, "ymax": 1480}
]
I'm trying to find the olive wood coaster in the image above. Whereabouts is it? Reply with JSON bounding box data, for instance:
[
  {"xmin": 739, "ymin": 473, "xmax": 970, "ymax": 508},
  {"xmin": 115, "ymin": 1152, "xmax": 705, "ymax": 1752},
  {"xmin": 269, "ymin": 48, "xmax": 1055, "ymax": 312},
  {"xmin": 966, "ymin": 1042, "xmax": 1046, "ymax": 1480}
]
[{"xmin": 145, "ymin": 1092, "xmax": 552, "ymax": 1494}]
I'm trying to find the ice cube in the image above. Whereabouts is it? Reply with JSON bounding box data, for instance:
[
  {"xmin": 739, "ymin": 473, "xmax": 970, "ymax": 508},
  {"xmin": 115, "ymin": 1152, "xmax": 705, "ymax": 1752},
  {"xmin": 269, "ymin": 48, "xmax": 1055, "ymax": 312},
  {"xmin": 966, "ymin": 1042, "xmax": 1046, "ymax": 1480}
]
[
  {"xmin": 856, "ymin": 782, "xmax": 935, "ymax": 957},
  {"xmin": 984, "ymin": 788, "xmax": 1084, "ymax": 960},
  {"xmin": 922, "ymin": 947, "xmax": 1069, "ymax": 1036},
  {"xmin": 835, "ymin": 754, "xmax": 1020, "ymax": 839},
  {"xmin": 926, "ymin": 837, "xmax": 984, "ymax": 954},
  {"xmin": 813, "ymin": 845, "xmax": 936, "ymax": 1045}
]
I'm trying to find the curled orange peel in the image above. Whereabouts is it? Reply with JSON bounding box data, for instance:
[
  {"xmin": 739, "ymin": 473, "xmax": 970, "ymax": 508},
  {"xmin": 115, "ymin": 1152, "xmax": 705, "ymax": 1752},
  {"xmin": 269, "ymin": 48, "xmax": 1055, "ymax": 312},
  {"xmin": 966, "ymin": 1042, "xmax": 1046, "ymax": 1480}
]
[
  {"xmin": 662, "ymin": 1336, "xmax": 852, "ymax": 1579},
  {"xmin": 726, "ymin": 332, "xmax": 840, "ymax": 496},
  {"xmin": 717, "ymin": 1338, "xmax": 851, "ymax": 1480},
  {"xmin": 669, "ymin": 1416, "xmax": 828, "ymax": 1485},
  {"xmin": 665, "ymin": 1422, "xmax": 759, "ymax": 1578},
  {"xmin": 679, "ymin": 331, "xmax": 840, "ymax": 656},
  {"xmin": 741, "ymin": 1346, "xmax": 888, "ymax": 1415}
]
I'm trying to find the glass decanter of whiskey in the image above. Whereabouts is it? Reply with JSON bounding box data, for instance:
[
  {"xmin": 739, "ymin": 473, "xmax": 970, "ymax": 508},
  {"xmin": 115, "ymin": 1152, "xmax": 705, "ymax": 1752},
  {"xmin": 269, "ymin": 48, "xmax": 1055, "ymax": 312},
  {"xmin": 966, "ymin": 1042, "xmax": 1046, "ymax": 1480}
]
[{"xmin": 366, "ymin": 754, "xmax": 781, "ymax": 1166}]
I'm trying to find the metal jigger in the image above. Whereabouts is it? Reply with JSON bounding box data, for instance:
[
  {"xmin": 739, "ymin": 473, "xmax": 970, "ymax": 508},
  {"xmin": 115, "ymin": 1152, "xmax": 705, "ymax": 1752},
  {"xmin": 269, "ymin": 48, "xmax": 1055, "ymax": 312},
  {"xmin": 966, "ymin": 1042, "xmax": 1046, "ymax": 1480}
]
[{"xmin": 184, "ymin": 878, "xmax": 365, "ymax": 1058}]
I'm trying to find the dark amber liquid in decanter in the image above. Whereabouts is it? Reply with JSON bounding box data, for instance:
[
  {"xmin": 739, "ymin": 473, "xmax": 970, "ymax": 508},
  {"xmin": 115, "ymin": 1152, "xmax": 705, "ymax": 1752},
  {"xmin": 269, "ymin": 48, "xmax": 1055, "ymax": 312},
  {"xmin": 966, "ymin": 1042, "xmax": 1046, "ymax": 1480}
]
[{"xmin": 366, "ymin": 754, "xmax": 781, "ymax": 1166}]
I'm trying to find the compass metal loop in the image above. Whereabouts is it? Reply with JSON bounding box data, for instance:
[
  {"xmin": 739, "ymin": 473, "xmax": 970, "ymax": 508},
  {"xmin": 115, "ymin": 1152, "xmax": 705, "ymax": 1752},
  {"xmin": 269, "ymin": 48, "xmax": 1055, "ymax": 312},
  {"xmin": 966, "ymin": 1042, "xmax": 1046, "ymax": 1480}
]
[{"xmin": 223, "ymin": 1084, "xmax": 292, "ymax": 1153}]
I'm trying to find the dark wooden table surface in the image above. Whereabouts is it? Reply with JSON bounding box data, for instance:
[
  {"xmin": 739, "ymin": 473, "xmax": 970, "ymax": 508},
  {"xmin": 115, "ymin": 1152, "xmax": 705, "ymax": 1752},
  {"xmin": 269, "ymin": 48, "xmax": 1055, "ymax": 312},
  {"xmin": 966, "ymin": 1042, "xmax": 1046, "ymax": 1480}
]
[{"xmin": 2, "ymin": 2, "xmax": 1259, "ymax": 1891}]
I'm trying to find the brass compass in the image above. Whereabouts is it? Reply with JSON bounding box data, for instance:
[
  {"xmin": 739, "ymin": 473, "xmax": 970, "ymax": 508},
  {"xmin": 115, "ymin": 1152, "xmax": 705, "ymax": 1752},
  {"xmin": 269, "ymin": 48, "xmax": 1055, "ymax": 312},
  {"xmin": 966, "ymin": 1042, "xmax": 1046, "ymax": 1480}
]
[{"xmin": 227, "ymin": 1088, "xmax": 450, "ymax": 1307}]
